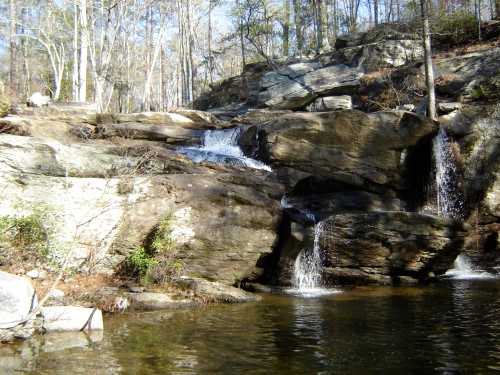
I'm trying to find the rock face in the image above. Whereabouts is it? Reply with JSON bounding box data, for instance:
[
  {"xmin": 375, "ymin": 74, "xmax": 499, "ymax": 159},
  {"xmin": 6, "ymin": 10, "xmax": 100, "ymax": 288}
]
[
  {"xmin": 0, "ymin": 272, "xmax": 38, "ymax": 341},
  {"xmin": 0, "ymin": 113, "xmax": 283, "ymax": 285},
  {"xmin": 441, "ymin": 104, "xmax": 500, "ymax": 271},
  {"xmin": 241, "ymin": 110, "xmax": 436, "ymax": 190},
  {"xmin": 275, "ymin": 212, "xmax": 466, "ymax": 286},
  {"xmin": 435, "ymin": 47, "xmax": 500, "ymax": 102}
]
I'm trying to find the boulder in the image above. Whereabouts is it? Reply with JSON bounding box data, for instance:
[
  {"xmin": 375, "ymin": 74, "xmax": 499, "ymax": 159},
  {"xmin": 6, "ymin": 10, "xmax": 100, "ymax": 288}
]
[
  {"xmin": 125, "ymin": 292, "xmax": 192, "ymax": 310},
  {"xmin": 435, "ymin": 47, "xmax": 500, "ymax": 101},
  {"xmin": 334, "ymin": 25, "xmax": 419, "ymax": 49},
  {"xmin": 330, "ymin": 40, "xmax": 424, "ymax": 72},
  {"xmin": 27, "ymin": 92, "xmax": 50, "ymax": 107},
  {"xmin": 257, "ymin": 64, "xmax": 362, "ymax": 110},
  {"xmin": 275, "ymin": 212, "xmax": 466, "ymax": 286},
  {"xmin": 241, "ymin": 110, "xmax": 436, "ymax": 190},
  {"xmin": 174, "ymin": 277, "xmax": 261, "ymax": 303},
  {"xmin": 0, "ymin": 271, "xmax": 38, "ymax": 341},
  {"xmin": 41, "ymin": 306, "xmax": 103, "ymax": 332},
  {"xmin": 306, "ymin": 96, "xmax": 352, "ymax": 112}
]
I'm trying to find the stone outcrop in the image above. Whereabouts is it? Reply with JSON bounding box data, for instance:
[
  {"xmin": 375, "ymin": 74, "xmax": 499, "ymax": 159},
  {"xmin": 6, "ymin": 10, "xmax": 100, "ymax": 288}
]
[
  {"xmin": 435, "ymin": 47, "xmax": 500, "ymax": 102},
  {"xmin": 441, "ymin": 104, "xmax": 500, "ymax": 271},
  {"xmin": 41, "ymin": 306, "xmax": 103, "ymax": 332},
  {"xmin": 240, "ymin": 110, "xmax": 436, "ymax": 190},
  {"xmin": 274, "ymin": 212, "xmax": 466, "ymax": 286},
  {"xmin": 193, "ymin": 27, "xmax": 424, "ymax": 113},
  {"xmin": 0, "ymin": 272, "xmax": 38, "ymax": 342},
  {"xmin": 0, "ymin": 120, "xmax": 283, "ymax": 285},
  {"xmin": 257, "ymin": 64, "xmax": 362, "ymax": 110}
]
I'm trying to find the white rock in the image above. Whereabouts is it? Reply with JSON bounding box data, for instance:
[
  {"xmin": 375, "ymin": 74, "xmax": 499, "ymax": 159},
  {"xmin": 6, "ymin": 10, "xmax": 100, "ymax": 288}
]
[
  {"xmin": 42, "ymin": 306, "xmax": 103, "ymax": 332},
  {"xmin": 26, "ymin": 270, "xmax": 40, "ymax": 279},
  {"xmin": 0, "ymin": 271, "xmax": 38, "ymax": 329},
  {"xmin": 27, "ymin": 92, "xmax": 50, "ymax": 107},
  {"xmin": 47, "ymin": 289, "xmax": 65, "ymax": 300}
]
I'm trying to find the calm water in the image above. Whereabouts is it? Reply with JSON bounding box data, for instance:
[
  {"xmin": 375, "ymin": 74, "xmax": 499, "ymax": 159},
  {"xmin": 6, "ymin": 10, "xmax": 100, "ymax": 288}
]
[{"xmin": 3, "ymin": 280, "xmax": 500, "ymax": 374}]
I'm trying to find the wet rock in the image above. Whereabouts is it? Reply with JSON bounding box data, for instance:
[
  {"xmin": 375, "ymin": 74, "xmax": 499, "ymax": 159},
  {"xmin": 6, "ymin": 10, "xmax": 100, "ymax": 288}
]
[
  {"xmin": 275, "ymin": 212, "xmax": 466, "ymax": 286},
  {"xmin": 174, "ymin": 277, "xmax": 261, "ymax": 303},
  {"xmin": 41, "ymin": 306, "xmax": 103, "ymax": 332},
  {"xmin": 0, "ymin": 272, "xmax": 38, "ymax": 342},
  {"xmin": 126, "ymin": 292, "xmax": 192, "ymax": 310},
  {"xmin": 438, "ymin": 102, "xmax": 463, "ymax": 114}
]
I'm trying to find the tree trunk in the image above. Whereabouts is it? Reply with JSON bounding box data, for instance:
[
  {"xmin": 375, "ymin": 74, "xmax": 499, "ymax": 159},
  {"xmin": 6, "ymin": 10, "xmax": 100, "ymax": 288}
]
[
  {"xmin": 374, "ymin": 0, "xmax": 379, "ymax": 24},
  {"xmin": 208, "ymin": 0, "xmax": 214, "ymax": 84},
  {"xmin": 420, "ymin": 0, "xmax": 437, "ymax": 120},
  {"xmin": 79, "ymin": 0, "xmax": 88, "ymax": 103},
  {"xmin": 72, "ymin": 1, "xmax": 79, "ymax": 101},
  {"xmin": 496, "ymin": 0, "xmax": 500, "ymax": 19},
  {"xmin": 9, "ymin": 0, "xmax": 18, "ymax": 97},
  {"xmin": 316, "ymin": 0, "xmax": 331, "ymax": 53},
  {"xmin": 293, "ymin": 0, "xmax": 304, "ymax": 55},
  {"xmin": 282, "ymin": 0, "xmax": 290, "ymax": 57}
]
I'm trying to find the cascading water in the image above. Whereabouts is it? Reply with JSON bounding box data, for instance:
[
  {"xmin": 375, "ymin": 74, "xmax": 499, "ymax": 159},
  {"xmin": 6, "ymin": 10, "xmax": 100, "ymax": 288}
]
[
  {"xmin": 433, "ymin": 127, "xmax": 464, "ymax": 219},
  {"xmin": 288, "ymin": 221, "xmax": 340, "ymax": 297},
  {"xmin": 444, "ymin": 254, "xmax": 495, "ymax": 280},
  {"xmin": 293, "ymin": 222, "xmax": 324, "ymax": 290},
  {"xmin": 179, "ymin": 127, "xmax": 271, "ymax": 171}
]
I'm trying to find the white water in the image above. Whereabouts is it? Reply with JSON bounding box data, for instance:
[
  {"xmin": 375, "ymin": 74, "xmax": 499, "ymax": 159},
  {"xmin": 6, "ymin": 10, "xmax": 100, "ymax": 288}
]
[
  {"xmin": 179, "ymin": 128, "xmax": 271, "ymax": 171},
  {"xmin": 433, "ymin": 127, "xmax": 464, "ymax": 219},
  {"xmin": 287, "ymin": 222, "xmax": 340, "ymax": 297},
  {"xmin": 445, "ymin": 254, "xmax": 496, "ymax": 280}
]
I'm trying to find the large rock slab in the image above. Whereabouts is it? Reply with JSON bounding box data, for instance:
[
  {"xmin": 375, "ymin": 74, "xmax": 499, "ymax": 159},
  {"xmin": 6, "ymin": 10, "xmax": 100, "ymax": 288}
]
[
  {"xmin": 257, "ymin": 64, "xmax": 362, "ymax": 110},
  {"xmin": 0, "ymin": 272, "xmax": 38, "ymax": 341},
  {"xmin": 0, "ymin": 133, "xmax": 283, "ymax": 284},
  {"xmin": 174, "ymin": 277, "xmax": 261, "ymax": 303},
  {"xmin": 41, "ymin": 306, "xmax": 103, "ymax": 332},
  {"xmin": 241, "ymin": 110, "xmax": 436, "ymax": 190}
]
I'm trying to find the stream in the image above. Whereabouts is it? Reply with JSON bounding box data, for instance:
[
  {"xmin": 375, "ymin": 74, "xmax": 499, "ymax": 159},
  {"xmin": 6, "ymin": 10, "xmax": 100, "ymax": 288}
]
[{"xmin": 4, "ymin": 279, "xmax": 500, "ymax": 374}]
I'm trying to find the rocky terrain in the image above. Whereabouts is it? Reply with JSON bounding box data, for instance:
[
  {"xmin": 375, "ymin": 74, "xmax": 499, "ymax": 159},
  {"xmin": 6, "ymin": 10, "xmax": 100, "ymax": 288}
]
[{"xmin": 0, "ymin": 25, "xmax": 498, "ymax": 341}]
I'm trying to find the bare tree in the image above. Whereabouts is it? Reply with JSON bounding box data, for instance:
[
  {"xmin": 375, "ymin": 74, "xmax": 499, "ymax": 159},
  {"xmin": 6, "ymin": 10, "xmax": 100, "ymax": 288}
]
[
  {"xmin": 9, "ymin": 0, "xmax": 18, "ymax": 97},
  {"xmin": 420, "ymin": 0, "xmax": 437, "ymax": 120}
]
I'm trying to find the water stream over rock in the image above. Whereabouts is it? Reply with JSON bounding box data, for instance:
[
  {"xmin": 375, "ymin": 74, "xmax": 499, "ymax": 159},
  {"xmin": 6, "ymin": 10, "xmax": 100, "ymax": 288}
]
[
  {"xmin": 179, "ymin": 127, "xmax": 272, "ymax": 171},
  {"xmin": 433, "ymin": 127, "xmax": 464, "ymax": 219}
]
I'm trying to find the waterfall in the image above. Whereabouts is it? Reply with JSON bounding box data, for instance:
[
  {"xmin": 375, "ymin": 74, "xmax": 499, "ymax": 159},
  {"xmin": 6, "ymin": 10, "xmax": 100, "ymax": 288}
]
[
  {"xmin": 433, "ymin": 127, "xmax": 464, "ymax": 219},
  {"xmin": 445, "ymin": 254, "xmax": 495, "ymax": 280},
  {"xmin": 293, "ymin": 222, "xmax": 324, "ymax": 291},
  {"xmin": 179, "ymin": 128, "xmax": 271, "ymax": 171}
]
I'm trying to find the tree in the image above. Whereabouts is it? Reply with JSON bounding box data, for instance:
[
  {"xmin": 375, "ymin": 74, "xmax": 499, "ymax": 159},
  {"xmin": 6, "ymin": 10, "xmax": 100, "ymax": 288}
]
[
  {"xmin": 293, "ymin": 0, "xmax": 304, "ymax": 55},
  {"xmin": 420, "ymin": 0, "xmax": 437, "ymax": 120},
  {"xmin": 9, "ymin": 0, "xmax": 18, "ymax": 97},
  {"xmin": 282, "ymin": 0, "xmax": 291, "ymax": 56}
]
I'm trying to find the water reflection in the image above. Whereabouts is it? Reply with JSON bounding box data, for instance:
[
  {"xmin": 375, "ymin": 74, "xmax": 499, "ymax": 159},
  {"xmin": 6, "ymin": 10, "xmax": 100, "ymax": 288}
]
[{"xmin": 3, "ymin": 282, "xmax": 500, "ymax": 374}]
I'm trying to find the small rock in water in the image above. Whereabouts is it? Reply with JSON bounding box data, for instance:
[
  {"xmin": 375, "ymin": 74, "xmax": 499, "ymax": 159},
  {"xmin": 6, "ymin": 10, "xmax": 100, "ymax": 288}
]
[{"xmin": 128, "ymin": 286, "xmax": 145, "ymax": 293}]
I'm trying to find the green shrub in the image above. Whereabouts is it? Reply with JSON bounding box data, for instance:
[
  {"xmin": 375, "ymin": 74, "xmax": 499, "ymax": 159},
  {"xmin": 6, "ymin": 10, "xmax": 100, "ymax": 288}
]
[
  {"xmin": 0, "ymin": 207, "xmax": 52, "ymax": 257},
  {"xmin": 126, "ymin": 246, "xmax": 158, "ymax": 279},
  {"xmin": 432, "ymin": 11, "xmax": 478, "ymax": 47},
  {"xmin": 125, "ymin": 213, "xmax": 184, "ymax": 284}
]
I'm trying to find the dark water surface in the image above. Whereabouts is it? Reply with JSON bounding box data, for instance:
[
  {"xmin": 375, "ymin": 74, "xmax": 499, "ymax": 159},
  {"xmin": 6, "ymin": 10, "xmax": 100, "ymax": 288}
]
[{"xmin": 3, "ymin": 280, "xmax": 500, "ymax": 374}]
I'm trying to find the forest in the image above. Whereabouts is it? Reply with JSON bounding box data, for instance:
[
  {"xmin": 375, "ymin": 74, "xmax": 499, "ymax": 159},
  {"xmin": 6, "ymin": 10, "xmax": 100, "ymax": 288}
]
[{"xmin": 1, "ymin": 0, "xmax": 498, "ymax": 112}]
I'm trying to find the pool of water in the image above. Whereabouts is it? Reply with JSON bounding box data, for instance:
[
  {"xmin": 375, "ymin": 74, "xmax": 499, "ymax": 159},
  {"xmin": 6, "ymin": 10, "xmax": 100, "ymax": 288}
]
[{"xmin": 3, "ymin": 280, "xmax": 500, "ymax": 374}]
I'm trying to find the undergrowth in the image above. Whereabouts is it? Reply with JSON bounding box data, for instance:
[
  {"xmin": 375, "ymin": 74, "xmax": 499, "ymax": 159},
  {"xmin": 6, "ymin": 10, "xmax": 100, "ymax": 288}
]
[{"xmin": 125, "ymin": 212, "xmax": 184, "ymax": 284}]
